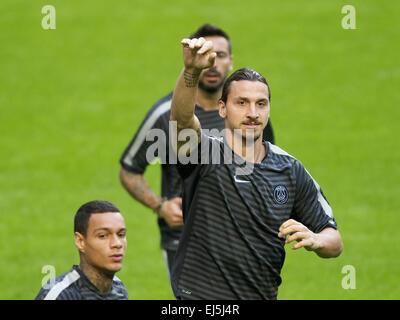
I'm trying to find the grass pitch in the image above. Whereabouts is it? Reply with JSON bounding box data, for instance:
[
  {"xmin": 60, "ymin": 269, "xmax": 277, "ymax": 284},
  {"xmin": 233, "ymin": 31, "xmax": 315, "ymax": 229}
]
[{"xmin": 0, "ymin": 0, "xmax": 399, "ymax": 299}]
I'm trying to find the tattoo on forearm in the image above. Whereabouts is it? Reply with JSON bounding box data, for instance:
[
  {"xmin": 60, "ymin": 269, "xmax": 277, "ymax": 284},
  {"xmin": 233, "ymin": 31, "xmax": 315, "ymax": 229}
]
[
  {"xmin": 131, "ymin": 175, "xmax": 161, "ymax": 211},
  {"xmin": 184, "ymin": 70, "xmax": 199, "ymax": 88}
]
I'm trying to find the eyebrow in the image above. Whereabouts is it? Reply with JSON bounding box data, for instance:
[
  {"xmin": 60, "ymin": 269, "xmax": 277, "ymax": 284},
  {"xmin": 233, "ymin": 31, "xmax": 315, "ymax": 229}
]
[
  {"xmin": 236, "ymin": 97, "xmax": 269, "ymax": 102},
  {"xmin": 93, "ymin": 227, "xmax": 127, "ymax": 233}
]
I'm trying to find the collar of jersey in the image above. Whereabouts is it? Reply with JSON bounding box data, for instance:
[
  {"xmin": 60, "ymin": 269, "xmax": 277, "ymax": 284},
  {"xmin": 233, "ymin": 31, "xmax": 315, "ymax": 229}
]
[
  {"xmin": 72, "ymin": 265, "xmax": 114, "ymax": 296},
  {"xmin": 221, "ymin": 136, "xmax": 269, "ymax": 166}
]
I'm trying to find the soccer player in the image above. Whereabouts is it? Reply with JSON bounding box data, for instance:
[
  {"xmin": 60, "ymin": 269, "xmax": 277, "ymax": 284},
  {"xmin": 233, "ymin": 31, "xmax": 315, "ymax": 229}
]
[
  {"xmin": 35, "ymin": 200, "xmax": 128, "ymax": 300},
  {"xmin": 119, "ymin": 24, "xmax": 275, "ymax": 277},
  {"xmin": 169, "ymin": 38, "xmax": 343, "ymax": 299}
]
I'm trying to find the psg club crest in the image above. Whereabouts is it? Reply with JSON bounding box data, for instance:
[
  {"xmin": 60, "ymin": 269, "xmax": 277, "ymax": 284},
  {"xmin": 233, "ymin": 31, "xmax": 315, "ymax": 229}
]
[{"xmin": 273, "ymin": 185, "xmax": 289, "ymax": 204}]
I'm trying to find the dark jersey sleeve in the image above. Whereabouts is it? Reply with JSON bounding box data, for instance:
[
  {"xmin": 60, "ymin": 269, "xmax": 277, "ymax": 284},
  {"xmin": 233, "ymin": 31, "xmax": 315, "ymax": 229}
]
[
  {"xmin": 52, "ymin": 290, "xmax": 81, "ymax": 300},
  {"xmin": 120, "ymin": 93, "xmax": 172, "ymax": 174},
  {"xmin": 176, "ymin": 133, "xmax": 221, "ymax": 180},
  {"xmin": 292, "ymin": 160, "xmax": 338, "ymax": 233},
  {"xmin": 176, "ymin": 133, "xmax": 220, "ymax": 224},
  {"xmin": 35, "ymin": 286, "xmax": 49, "ymax": 300},
  {"xmin": 112, "ymin": 279, "xmax": 129, "ymax": 300},
  {"xmin": 34, "ymin": 279, "xmax": 81, "ymax": 300}
]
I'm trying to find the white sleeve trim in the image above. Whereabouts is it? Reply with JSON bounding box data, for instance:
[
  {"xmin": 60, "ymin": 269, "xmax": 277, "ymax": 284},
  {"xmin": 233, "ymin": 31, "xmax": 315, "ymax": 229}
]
[
  {"xmin": 305, "ymin": 169, "xmax": 334, "ymax": 220},
  {"xmin": 122, "ymin": 99, "xmax": 171, "ymax": 167},
  {"xmin": 43, "ymin": 270, "xmax": 80, "ymax": 300}
]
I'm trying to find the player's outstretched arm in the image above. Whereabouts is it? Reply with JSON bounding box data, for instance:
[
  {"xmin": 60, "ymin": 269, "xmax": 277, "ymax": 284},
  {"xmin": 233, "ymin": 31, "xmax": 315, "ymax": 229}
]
[
  {"xmin": 278, "ymin": 219, "xmax": 343, "ymax": 258},
  {"xmin": 119, "ymin": 168, "xmax": 183, "ymax": 227},
  {"xmin": 170, "ymin": 37, "xmax": 216, "ymax": 153}
]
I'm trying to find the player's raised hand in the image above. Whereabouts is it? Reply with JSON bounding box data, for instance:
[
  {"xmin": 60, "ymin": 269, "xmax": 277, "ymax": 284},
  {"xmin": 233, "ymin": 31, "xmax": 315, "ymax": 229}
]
[{"xmin": 181, "ymin": 37, "xmax": 216, "ymax": 73}]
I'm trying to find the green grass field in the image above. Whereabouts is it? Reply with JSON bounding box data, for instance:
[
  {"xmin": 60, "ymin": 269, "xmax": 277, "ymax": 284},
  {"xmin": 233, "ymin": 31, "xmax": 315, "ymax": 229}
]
[{"xmin": 1, "ymin": 0, "xmax": 399, "ymax": 299}]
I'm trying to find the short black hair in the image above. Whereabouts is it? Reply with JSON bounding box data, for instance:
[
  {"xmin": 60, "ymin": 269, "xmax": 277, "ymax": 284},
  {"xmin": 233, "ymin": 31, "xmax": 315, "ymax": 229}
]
[
  {"xmin": 220, "ymin": 67, "xmax": 271, "ymax": 103},
  {"xmin": 189, "ymin": 23, "xmax": 232, "ymax": 54},
  {"xmin": 74, "ymin": 200, "xmax": 120, "ymax": 236}
]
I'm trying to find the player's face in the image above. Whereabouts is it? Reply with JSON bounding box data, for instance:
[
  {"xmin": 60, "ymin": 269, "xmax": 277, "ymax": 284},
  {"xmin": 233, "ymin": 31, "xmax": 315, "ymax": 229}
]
[
  {"xmin": 198, "ymin": 36, "xmax": 233, "ymax": 93},
  {"xmin": 80, "ymin": 212, "xmax": 127, "ymax": 274},
  {"xmin": 219, "ymin": 80, "xmax": 270, "ymax": 141}
]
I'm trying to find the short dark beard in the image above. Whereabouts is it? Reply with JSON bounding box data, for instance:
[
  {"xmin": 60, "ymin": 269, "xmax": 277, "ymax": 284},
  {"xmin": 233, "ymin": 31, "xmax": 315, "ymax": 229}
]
[{"xmin": 198, "ymin": 78, "xmax": 225, "ymax": 94}]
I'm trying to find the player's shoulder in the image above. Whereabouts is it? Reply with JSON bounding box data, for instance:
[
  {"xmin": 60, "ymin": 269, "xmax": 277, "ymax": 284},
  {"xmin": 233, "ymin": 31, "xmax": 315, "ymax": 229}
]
[
  {"xmin": 265, "ymin": 142, "xmax": 307, "ymax": 172},
  {"xmin": 267, "ymin": 143, "xmax": 297, "ymax": 163},
  {"xmin": 147, "ymin": 91, "xmax": 173, "ymax": 118},
  {"xmin": 266, "ymin": 143, "xmax": 315, "ymax": 182},
  {"xmin": 35, "ymin": 267, "xmax": 81, "ymax": 300},
  {"xmin": 111, "ymin": 275, "xmax": 129, "ymax": 300}
]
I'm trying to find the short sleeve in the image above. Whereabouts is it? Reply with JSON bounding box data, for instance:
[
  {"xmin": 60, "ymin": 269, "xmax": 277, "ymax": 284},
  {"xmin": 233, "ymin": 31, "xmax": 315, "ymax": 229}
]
[
  {"xmin": 120, "ymin": 97, "xmax": 171, "ymax": 174},
  {"xmin": 35, "ymin": 286, "xmax": 49, "ymax": 300},
  {"xmin": 34, "ymin": 280, "xmax": 80, "ymax": 300},
  {"xmin": 176, "ymin": 132, "xmax": 221, "ymax": 180},
  {"xmin": 292, "ymin": 160, "xmax": 338, "ymax": 233}
]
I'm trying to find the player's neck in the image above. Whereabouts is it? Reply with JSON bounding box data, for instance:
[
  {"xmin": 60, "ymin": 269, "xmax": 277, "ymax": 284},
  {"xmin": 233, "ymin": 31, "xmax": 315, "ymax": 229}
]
[
  {"xmin": 225, "ymin": 130, "xmax": 266, "ymax": 164},
  {"xmin": 196, "ymin": 88, "xmax": 221, "ymax": 111},
  {"xmin": 79, "ymin": 261, "xmax": 114, "ymax": 293}
]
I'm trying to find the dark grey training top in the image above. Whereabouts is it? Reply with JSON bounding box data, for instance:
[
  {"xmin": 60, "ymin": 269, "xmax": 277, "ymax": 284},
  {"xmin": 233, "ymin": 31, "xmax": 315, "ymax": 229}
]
[
  {"xmin": 172, "ymin": 134, "xmax": 337, "ymax": 300},
  {"xmin": 35, "ymin": 265, "xmax": 128, "ymax": 300},
  {"xmin": 120, "ymin": 92, "xmax": 275, "ymax": 251}
]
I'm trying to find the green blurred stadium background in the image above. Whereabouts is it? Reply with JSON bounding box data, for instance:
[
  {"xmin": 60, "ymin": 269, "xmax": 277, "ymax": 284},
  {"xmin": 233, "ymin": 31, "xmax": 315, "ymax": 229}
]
[{"xmin": 0, "ymin": 0, "xmax": 399, "ymax": 299}]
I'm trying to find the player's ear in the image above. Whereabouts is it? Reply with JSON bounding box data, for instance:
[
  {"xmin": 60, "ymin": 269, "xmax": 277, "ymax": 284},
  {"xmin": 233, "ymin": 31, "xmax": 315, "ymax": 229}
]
[
  {"xmin": 219, "ymin": 100, "xmax": 227, "ymax": 118},
  {"xmin": 228, "ymin": 54, "xmax": 233, "ymax": 71},
  {"xmin": 74, "ymin": 232, "xmax": 86, "ymax": 253}
]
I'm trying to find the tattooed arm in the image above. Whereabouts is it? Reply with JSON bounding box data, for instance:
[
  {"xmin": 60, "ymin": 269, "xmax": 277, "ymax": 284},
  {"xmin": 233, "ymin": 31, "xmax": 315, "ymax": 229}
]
[
  {"xmin": 119, "ymin": 168, "xmax": 183, "ymax": 227},
  {"xmin": 170, "ymin": 37, "xmax": 216, "ymax": 153}
]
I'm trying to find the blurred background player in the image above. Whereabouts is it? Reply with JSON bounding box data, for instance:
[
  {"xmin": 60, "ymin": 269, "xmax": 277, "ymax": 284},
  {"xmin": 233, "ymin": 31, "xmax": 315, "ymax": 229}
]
[
  {"xmin": 35, "ymin": 200, "xmax": 128, "ymax": 300},
  {"xmin": 119, "ymin": 24, "xmax": 275, "ymax": 279}
]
